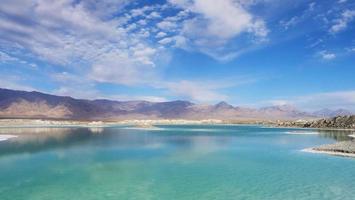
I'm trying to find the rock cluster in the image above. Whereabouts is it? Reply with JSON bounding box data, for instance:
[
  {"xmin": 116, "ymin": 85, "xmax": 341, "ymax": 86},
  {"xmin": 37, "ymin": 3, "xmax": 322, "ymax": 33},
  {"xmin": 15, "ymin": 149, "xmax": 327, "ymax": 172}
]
[
  {"xmin": 276, "ymin": 120, "xmax": 309, "ymax": 127},
  {"xmin": 303, "ymin": 115, "xmax": 355, "ymax": 129},
  {"xmin": 277, "ymin": 115, "xmax": 355, "ymax": 129},
  {"xmin": 313, "ymin": 141, "xmax": 355, "ymax": 154}
]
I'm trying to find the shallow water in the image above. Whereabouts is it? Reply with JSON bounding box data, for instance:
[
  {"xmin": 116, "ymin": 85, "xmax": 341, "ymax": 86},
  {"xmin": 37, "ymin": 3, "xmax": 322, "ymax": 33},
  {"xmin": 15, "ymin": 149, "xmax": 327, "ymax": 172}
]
[{"xmin": 0, "ymin": 125, "xmax": 354, "ymax": 200}]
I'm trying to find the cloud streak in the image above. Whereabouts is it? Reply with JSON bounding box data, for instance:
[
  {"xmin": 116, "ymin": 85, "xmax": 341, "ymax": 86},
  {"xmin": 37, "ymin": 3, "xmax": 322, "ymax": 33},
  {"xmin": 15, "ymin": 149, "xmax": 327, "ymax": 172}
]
[
  {"xmin": 330, "ymin": 9, "xmax": 355, "ymax": 33},
  {"xmin": 1, "ymin": 0, "xmax": 354, "ymax": 109},
  {"xmin": 169, "ymin": 0, "xmax": 268, "ymax": 61},
  {"xmin": 319, "ymin": 50, "xmax": 336, "ymax": 60},
  {"xmin": 265, "ymin": 90, "xmax": 355, "ymax": 111}
]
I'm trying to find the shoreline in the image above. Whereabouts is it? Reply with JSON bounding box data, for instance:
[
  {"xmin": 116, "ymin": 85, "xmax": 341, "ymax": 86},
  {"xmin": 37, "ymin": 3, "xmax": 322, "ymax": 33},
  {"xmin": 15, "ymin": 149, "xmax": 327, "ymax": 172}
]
[
  {"xmin": 0, "ymin": 119, "xmax": 355, "ymax": 131},
  {"xmin": 302, "ymin": 148, "xmax": 355, "ymax": 158},
  {"xmin": 2, "ymin": 118, "xmax": 355, "ymax": 159},
  {"xmin": 302, "ymin": 140, "xmax": 355, "ymax": 158},
  {"xmin": 0, "ymin": 119, "xmax": 225, "ymax": 128},
  {"xmin": 265, "ymin": 124, "xmax": 355, "ymax": 131}
]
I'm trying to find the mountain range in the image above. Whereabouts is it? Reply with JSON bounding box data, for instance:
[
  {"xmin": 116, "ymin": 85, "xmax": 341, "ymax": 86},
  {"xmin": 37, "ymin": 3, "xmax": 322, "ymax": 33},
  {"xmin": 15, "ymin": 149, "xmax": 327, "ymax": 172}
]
[{"xmin": 0, "ymin": 88, "xmax": 352, "ymax": 120}]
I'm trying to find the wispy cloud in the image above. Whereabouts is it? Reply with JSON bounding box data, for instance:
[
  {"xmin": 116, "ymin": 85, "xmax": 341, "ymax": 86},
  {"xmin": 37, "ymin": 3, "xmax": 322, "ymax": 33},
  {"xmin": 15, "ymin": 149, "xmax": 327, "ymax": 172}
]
[
  {"xmin": 0, "ymin": 75, "xmax": 36, "ymax": 92},
  {"xmin": 0, "ymin": 0, "xmax": 268, "ymax": 88},
  {"xmin": 279, "ymin": 16, "xmax": 300, "ymax": 30},
  {"xmin": 108, "ymin": 95, "xmax": 168, "ymax": 102},
  {"xmin": 0, "ymin": 51, "xmax": 19, "ymax": 62},
  {"xmin": 264, "ymin": 90, "xmax": 355, "ymax": 111},
  {"xmin": 318, "ymin": 50, "xmax": 336, "ymax": 60},
  {"xmin": 0, "ymin": 0, "xmax": 163, "ymax": 87},
  {"xmin": 1, "ymin": 0, "xmax": 354, "ymax": 107},
  {"xmin": 169, "ymin": 0, "xmax": 268, "ymax": 61},
  {"xmin": 330, "ymin": 9, "xmax": 355, "ymax": 33},
  {"xmin": 0, "ymin": 51, "xmax": 38, "ymax": 68},
  {"xmin": 153, "ymin": 75, "xmax": 258, "ymax": 103},
  {"xmin": 162, "ymin": 80, "xmax": 228, "ymax": 103},
  {"xmin": 51, "ymin": 72, "xmax": 101, "ymax": 99}
]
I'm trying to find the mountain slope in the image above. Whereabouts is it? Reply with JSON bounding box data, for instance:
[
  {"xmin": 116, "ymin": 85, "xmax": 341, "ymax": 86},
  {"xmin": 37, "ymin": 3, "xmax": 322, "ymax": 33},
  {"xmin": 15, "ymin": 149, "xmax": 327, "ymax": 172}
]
[
  {"xmin": 312, "ymin": 108, "xmax": 353, "ymax": 118},
  {"xmin": 0, "ymin": 88, "xmax": 351, "ymax": 120},
  {"xmin": 0, "ymin": 88, "xmax": 196, "ymax": 119}
]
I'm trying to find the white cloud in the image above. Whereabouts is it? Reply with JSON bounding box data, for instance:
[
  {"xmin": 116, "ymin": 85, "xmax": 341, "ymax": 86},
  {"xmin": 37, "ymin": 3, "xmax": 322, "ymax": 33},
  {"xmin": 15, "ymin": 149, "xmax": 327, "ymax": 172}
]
[
  {"xmin": 169, "ymin": 0, "xmax": 268, "ymax": 61},
  {"xmin": 146, "ymin": 11, "xmax": 161, "ymax": 19},
  {"xmin": 189, "ymin": 0, "xmax": 253, "ymax": 39},
  {"xmin": 0, "ymin": 0, "xmax": 263, "ymax": 101},
  {"xmin": 157, "ymin": 20, "xmax": 178, "ymax": 30},
  {"xmin": 81, "ymin": 0, "xmax": 129, "ymax": 18},
  {"xmin": 51, "ymin": 70, "xmax": 237, "ymax": 103},
  {"xmin": 280, "ymin": 16, "xmax": 299, "ymax": 30},
  {"xmin": 330, "ymin": 10, "xmax": 355, "ymax": 33},
  {"xmin": 154, "ymin": 76, "xmax": 257, "ymax": 103},
  {"xmin": 319, "ymin": 51, "xmax": 336, "ymax": 60},
  {"xmin": 0, "ymin": 75, "xmax": 36, "ymax": 92},
  {"xmin": 267, "ymin": 100, "xmax": 291, "ymax": 106},
  {"xmin": 156, "ymin": 31, "xmax": 168, "ymax": 38},
  {"xmin": 308, "ymin": 2, "xmax": 316, "ymax": 11},
  {"xmin": 52, "ymin": 71, "xmax": 169, "ymax": 101},
  {"xmin": 51, "ymin": 71, "xmax": 100, "ymax": 99},
  {"xmin": 0, "ymin": 51, "xmax": 19, "ymax": 62},
  {"xmin": 130, "ymin": 6, "xmax": 154, "ymax": 18},
  {"xmin": 0, "ymin": 0, "xmax": 162, "ymax": 87},
  {"xmin": 0, "ymin": 0, "xmax": 270, "ymax": 82},
  {"xmin": 163, "ymin": 80, "xmax": 228, "ymax": 103},
  {"xmin": 179, "ymin": 0, "xmax": 267, "ymax": 40},
  {"xmin": 158, "ymin": 37, "xmax": 174, "ymax": 45},
  {"xmin": 54, "ymin": 86, "xmax": 100, "ymax": 99},
  {"xmin": 0, "ymin": 51, "xmax": 38, "ymax": 69},
  {"xmin": 266, "ymin": 90, "xmax": 355, "ymax": 111},
  {"xmin": 109, "ymin": 95, "xmax": 168, "ymax": 102},
  {"xmin": 89, "ymin": 48, "xmax": 158, "ymax": 86}
]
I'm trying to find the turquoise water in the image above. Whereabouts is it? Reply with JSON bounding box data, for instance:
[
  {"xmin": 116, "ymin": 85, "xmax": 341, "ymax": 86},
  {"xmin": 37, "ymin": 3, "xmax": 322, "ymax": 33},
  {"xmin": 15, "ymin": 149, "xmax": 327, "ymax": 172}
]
[{"xmin": 0, "ymin": 125, "xmax": 354, "ymax": 200}]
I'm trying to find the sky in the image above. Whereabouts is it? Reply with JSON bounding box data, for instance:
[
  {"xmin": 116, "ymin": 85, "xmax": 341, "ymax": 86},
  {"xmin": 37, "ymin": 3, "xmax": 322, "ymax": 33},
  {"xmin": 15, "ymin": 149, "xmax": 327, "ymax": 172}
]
[{"xmin": 0, "ymin": 0, "xmax": 355, "ymax": 111}]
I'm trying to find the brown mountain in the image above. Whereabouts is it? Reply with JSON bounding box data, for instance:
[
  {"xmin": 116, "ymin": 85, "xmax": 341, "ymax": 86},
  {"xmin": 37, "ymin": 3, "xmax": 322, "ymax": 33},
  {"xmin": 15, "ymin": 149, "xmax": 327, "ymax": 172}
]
[{"xmin": 0, "ymin": 88, "xmax": 348, "ymax": 120}]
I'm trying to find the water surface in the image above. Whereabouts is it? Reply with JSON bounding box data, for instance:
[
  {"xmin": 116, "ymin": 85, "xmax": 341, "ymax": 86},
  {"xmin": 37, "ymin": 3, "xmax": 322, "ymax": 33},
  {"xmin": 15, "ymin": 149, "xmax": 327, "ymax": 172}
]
[{"xmin": 0, "ymin": 125, "xmax": 354, "ymax": 200}]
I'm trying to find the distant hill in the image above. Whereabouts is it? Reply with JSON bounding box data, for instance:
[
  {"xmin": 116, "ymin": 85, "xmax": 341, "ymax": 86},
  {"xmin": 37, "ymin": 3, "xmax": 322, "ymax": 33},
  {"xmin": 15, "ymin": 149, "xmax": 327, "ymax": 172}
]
[
  {"xmin": 0, "ymin": 88, "xmax": 352, "ymax": 120},
  {"xmin": 312, "ymin": 108, "xmax": 353, "ymax": 118}
]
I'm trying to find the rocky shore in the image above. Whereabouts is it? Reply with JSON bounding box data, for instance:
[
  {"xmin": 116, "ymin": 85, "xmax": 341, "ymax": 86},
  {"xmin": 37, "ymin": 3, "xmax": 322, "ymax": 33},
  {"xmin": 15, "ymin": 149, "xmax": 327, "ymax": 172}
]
[
  {"xmin": 275, "ymin": 115, "xmax": 355, "ymax": 158},
  {"xmin": 304, "ymin": 140, "xmax": 355, "ymax": 158},
  {"xmin": 277, "ymin": 115, "xmax": 355, "ymax": 130}
]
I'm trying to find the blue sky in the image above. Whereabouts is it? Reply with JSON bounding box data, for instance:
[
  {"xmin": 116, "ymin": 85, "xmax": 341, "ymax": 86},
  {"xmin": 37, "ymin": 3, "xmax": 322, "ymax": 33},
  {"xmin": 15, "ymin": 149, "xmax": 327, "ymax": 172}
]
[{"xmin": 0, "ymin": 0, "xmax": 355, "ymax": 111}]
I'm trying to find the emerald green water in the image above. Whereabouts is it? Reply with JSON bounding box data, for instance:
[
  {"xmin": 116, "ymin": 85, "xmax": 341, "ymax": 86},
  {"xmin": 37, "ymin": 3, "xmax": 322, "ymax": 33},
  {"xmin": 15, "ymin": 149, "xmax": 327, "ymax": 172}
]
[{"xmin": 0, "ymin": 125, "xmax": 354, "ymax": 200}]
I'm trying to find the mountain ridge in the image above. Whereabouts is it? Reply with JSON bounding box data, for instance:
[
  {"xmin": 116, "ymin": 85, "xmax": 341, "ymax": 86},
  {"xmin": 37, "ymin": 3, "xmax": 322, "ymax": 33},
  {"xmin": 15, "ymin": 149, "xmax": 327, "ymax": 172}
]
[{"xmin": 0, "ymin": 88, "xmax": 352, "ymax": 120}]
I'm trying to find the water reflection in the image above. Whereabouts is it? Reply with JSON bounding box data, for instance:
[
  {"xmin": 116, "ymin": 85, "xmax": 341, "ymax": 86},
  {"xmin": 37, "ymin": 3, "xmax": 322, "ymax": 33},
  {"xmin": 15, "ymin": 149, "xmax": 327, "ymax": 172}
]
[
  {"xmin": 0, "ymin": 127, "xmax": 235, "ymax": 159},
  {"xmin": 0, "ymin": 128, "xmax": 102, "ymax": 157},
  {"xmin": 0, "ymin": 126, "xmax": 354, "ymax": 159},
  {"xmin": 167, "ymin": 135, "xmax": 233, "ymax": 163},
  {"xmin": 317, "ymin": 130, "xmax": 355, "ymax": 141}
]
